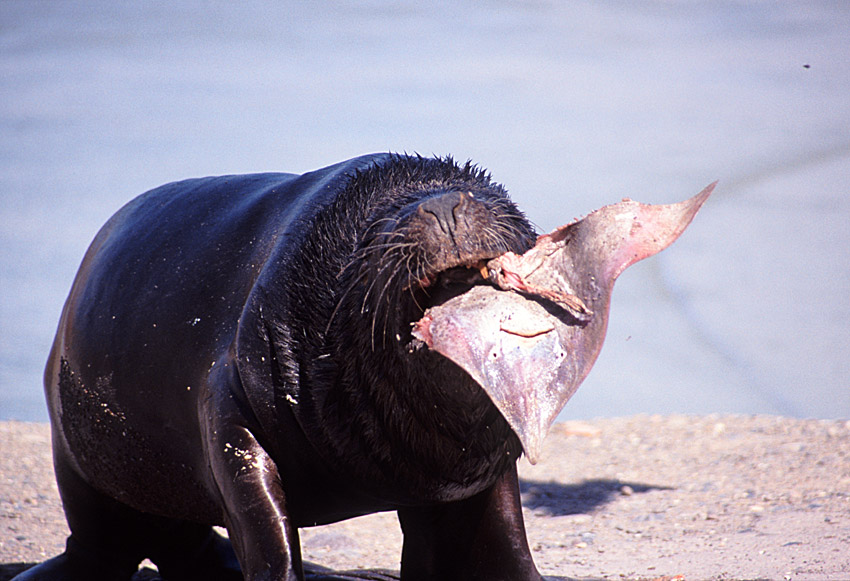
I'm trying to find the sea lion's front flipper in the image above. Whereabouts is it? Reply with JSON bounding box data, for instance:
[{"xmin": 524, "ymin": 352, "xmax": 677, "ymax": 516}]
[
  {"xmin": 414, "ymin": 184, "xmax": 714, "ymax": 463},
  {"xmin": 204, "ymin": 362, "xmax": 304, "ymax": 581},
  {"xmin": 397, "ymin": 464, "xmax": 541, "ymax": 581}
]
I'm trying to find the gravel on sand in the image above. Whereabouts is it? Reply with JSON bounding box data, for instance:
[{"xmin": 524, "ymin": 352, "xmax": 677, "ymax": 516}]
[{"xmin": 2, "ymin": 415, "xmax": 849, "ymax": 580}]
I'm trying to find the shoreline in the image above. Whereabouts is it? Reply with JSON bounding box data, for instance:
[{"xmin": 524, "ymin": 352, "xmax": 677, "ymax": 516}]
[{"xmin": 2, "ymin": 415, "xmax": 849, "ymax": 580}]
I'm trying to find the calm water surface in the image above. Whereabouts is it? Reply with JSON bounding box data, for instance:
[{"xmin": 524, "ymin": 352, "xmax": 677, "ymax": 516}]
[{"xmin": 1, "ymin": 1, "xmax": 848, "ymax": 421}]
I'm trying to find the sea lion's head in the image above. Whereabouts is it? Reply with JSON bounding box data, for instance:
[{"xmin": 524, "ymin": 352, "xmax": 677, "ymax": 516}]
[
  {"xmin": 338, "ymin": 157, "xmax": 537, "ymax": 352},
  {"xmin": 317, "ymin": 156, "xmax": 535, "ymax": 495}
]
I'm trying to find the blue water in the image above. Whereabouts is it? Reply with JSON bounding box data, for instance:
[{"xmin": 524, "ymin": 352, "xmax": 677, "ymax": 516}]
[{"xmin": 2, "ymin": 1, "xmax": 848, "ymax": 422}]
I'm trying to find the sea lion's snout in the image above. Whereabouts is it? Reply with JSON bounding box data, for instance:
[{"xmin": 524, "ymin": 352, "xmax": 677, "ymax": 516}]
[{"xmin": 402, "ymin": 190, "xmax": 522, "ymax": 292}]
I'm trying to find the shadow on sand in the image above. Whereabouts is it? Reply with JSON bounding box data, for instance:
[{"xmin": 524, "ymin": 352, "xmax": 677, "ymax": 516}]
[
  {"xmin": 1, "ymin": 478, "xmax": 667, "ymax": 581},
  {"xmin": 520, "ymin": 477, "xmax": 672, "ymax": 517}
]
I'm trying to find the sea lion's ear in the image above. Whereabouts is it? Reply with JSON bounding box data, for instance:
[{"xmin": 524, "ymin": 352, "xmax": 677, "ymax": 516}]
[{"xmin": 414, "ymin": 184, "xmax": 715, "ymax": 464}]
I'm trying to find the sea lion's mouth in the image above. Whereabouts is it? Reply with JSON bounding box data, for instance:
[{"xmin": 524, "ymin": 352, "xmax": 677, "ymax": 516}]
[
  {"xmin": 417, "ymin": 251, "xmax": 595, "ymax": 325},
  {"xmin": 413, "ymin": 260, "xmax": 493, "ymax": 309},
  {"xmin": 405, "ymin": 257, "xmax": 493, "ymax": 292},
  {"xmin": 414, "ymin": 260, "xmax": 489, "ymax": 290}
]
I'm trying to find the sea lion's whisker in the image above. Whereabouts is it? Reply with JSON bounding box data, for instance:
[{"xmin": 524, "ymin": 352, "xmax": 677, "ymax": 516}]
[
  {"xmin": 368, "ymin": 215, "xmax": 400, "ymax": 228},
  {"xmin": 492, "ymin": 215, "xmax": 531, "ymax": 239},
  {"xmin": 360, "ymin": 261, "xmax": 397, "ymax": 315},
  {"xmin": 325, "ymin": 269, "xmax": 369, "ymax": 335},
  {"xmin": 361, "ymin": 216, "xmax": 401, "ymax": 239},
  {"xmin": 403, "ymin": 254, "xmax": 428, "ymax": 314},
  {"xmin": 477, "ymin": 227, "xmax": 506, "ymax": 255},
  {"xmin": 348, "ymin": 241, "xmax": 415, "ymax": 266},
  {"xmin": 338, "ymin": 243, "xmax": 406, "ymax": 280},
  {"xmin": 371, "ymin": 255, "xmax": 406, "ymax": 351}
]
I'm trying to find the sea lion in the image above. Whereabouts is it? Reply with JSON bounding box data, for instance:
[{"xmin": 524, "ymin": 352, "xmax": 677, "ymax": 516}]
[
  {"xmin": 18, "ymin": 154, "xmax": 541, "ymax": 581},
  {"xmin": 16, "ymin": 152, "xmax": 711, "ymax": 581}
]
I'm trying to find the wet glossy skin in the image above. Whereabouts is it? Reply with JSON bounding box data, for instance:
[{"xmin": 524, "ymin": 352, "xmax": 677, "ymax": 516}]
[{"xmin": 19, "ymin": 154, "xmax": 543, "ymax": 581}]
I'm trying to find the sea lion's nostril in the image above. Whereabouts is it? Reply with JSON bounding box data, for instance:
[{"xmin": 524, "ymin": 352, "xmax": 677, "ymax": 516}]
[{"xmin": 419, "ymin": 191, "xmax": 465, "ymax": 237}]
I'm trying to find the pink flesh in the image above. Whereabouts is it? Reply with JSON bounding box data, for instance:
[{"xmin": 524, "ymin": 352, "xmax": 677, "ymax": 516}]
[{"xmin": 413, "ymin": 183, "xmax": 715, "ymax": 463}]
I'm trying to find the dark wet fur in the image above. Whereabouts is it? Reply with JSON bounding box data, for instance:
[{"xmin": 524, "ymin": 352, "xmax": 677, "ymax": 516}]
[
  {"xmin": 335, "ymin": 156, "xmax": 534, "ymax": 348},
  {"xmin": 274, "ymin": 155, "xmax": 538, "ymax": 503}
]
